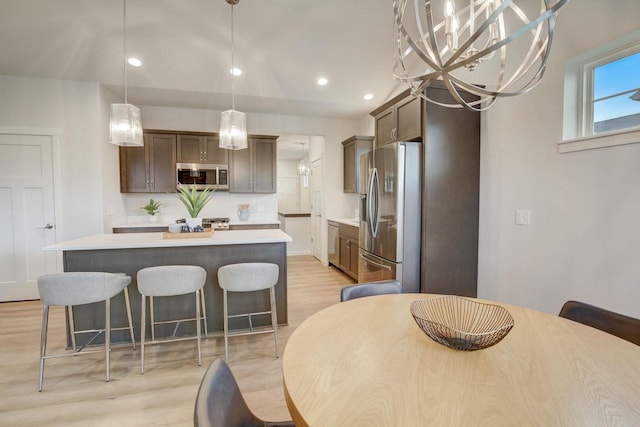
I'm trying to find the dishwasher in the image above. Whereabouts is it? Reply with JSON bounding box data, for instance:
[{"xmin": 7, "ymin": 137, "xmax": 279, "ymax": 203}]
[{"xmin": 327, "ymin": 221, "xmax": 339, "ymax": 267}]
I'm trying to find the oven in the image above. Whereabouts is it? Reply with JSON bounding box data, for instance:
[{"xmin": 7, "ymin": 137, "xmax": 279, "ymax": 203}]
[{"xmin": 176, "ymin": 163, "xmax": 228, "ymax": 190}]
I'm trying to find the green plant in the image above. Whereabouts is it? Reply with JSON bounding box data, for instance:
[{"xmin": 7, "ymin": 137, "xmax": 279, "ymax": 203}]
[
  {"xmin": 141, "ymin": 198, "xmax": 162, "ymax": 216},
  {"xmin": 176, "ymin": 184, "xmax": 212, "ymax": 218}
]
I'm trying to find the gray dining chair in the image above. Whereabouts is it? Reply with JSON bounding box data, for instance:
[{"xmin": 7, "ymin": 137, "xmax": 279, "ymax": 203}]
[
  {"xmin": 340, "ymin": 280, "xmax": 402, "ymax": 302},
  {"xmin": 217, "ymin": 263, "xmax": 280, "ymax": 361},
  {"xmin": 194, "ymin": 358, "xmax": 295, "ymax": 427},
  {"xmin": 559, "ymin": 300, "xmax": 640, "ymax": 346},
  {"xmin": 37, "ymin": 272, "xmax": 134, "ymax": 391},
  {"xmin": 137, "ymin": 265, "xmax": 207, "ymax": 374}
]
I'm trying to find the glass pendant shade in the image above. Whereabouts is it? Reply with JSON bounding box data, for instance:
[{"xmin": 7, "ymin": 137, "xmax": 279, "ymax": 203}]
[
  {"xmin": 297, "ymin": 159, "xmax": 309, "ymax": 176},
  {"xmin": 109, "ymin": 103, "xmax": 143, "ymax": 147},
  {"xmin": 219, "ymin": 109, "xmax": 248, "ymax": 150}
]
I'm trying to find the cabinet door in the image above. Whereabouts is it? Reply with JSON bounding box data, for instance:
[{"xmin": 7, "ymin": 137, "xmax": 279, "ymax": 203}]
[
  {"xmin": 396, "ymin": 96, "xmax": 422, "ymax": 141},
  {"xmin": 253, "ymin": 137, "xmax": 277, "ymax": 193},
  {"xmin": 119, "ymin": 144, "xmax": 149, "ymax": 193},
  {"xmin": 343, "ymin": 141, "xmax": 356, "ymax": 193},
  {"xmin": 177, "ymin": 135, "xmax": 203, "ymax": 162},
  {"xmin": 228, "ymin": 143, "xmax": 253, "ymax": 193},
  {"xmin": 348, "ymin": 237, "xmax": 359, "ymax": 278},
  {"xmin": 149, "ymin": 134, "xmax": 177, "ymax": 192},
  {"xmin": 339, "ymin": 235, "xmax": 351, "ymax": 272},
  {"xmin": 375, "ymin": 107, "xmax": 395, "ymax": 147},
  {"xmin": 203, "ymin": 136, "xmax": 228, "ymax": 164}
]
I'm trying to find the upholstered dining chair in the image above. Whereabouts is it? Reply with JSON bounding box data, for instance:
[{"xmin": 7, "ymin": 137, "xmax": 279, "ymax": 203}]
[
  {"xmin": 340, "ymin": 280, "xmax": 402, "ymax": 302},
  {"xmin": 559, "ymin": 300, "xmax": 640, "ymax": 346},
  {"xmin": 194, "ymin": 359, "xmax": 294, "ymax": 427}
]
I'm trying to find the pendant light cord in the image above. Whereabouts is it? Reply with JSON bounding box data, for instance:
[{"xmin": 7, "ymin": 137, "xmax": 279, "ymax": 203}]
[
  {"xmin": 230, "ymin": 3, "xmax": 236, "ymax": 111},
  {"xmin": 123, "ymin": 0, "xmax": 128, "ymax": 105}
]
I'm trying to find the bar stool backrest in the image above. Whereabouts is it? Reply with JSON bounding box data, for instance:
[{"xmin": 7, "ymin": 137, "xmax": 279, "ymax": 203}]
[
  {"xmin": 137, "ymin": 265, "xmax": 206, "ymax": 297},
  {"xmin": 37, "ymin": 272, "xmax": 130, "ymax": 306},
  {"xmin": 217, "ymin": 263, "xmax": 279, "ymax": 292}
]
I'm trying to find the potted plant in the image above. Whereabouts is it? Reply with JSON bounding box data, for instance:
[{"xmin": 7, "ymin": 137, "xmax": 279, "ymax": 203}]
[
  {"xmin": 141, "ymin": 198, "xmax": 162, "ymax": 222},
  {"xmin": 176, "ymin": 184, "xmax": 212, "ymax": 228}
]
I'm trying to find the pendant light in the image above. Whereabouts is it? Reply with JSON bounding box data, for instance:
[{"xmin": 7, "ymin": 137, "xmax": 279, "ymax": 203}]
[
  {"xmin": 393, "ymin": 0, "xmax": 571, "ymax": 111},
  {"xmin": 109, "ymin": 0, "xmax": 143, "ymax": 146},
  {"xmin": 219, "ymin": 0, "xmax": 248, "ymax": 150},
  {"xmin": 297, "ymin": 142, "xmax": 308, "ymax": 176}
]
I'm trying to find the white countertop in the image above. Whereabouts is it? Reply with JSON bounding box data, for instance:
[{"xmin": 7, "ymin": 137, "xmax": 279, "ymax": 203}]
[
  {"xmin": 43, "ymin": 229, "xmax": 292, "ymax": 251},
  {"xmin": 112, "ymin": 220, "xmax": 280, "ymax": 228},
  {"xmin": 328, "ymin": 218, "xmax": 360, "ymax": 227}
]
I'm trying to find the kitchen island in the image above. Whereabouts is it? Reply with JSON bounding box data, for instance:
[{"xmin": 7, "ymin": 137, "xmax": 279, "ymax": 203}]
[{"xmin": 43, "ymin": 229, "xmax": 292, "ymax": 346}]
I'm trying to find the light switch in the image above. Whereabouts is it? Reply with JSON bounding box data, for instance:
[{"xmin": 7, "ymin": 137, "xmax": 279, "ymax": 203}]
[{"xmin": 515, "ymin": 209, "xmax": 531, "ymax": 226}]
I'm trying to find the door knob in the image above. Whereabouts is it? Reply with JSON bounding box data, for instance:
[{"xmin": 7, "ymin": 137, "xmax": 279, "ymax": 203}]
[{"xmin": 38, "ymin": 223, "xmax": 54, "ymax": 229}]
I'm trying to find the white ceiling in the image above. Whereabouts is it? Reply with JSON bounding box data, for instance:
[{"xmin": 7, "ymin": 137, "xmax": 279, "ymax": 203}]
[{"xmin": 0, "ymin": 0, "xmax": 404, "ymax": 120}]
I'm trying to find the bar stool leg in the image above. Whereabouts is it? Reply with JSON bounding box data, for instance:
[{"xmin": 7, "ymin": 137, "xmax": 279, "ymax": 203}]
[
  {"xmin": 150, "ymin": 296, "xmax": 155, "ymax": 342},
  {"xmin": 105, "ymin": 298, "xmax": 111, "ymax": 382},
  {"xmin": 38, "ymin": 305, "xmax": 49, "ymax": 392},
  {"xmin": 67, "ymin": 305, "xmax": 76, "ymax": 352},
  {"xmin": 196, "ymin": 290, "xmax": 202, "ymax": 366},
  {"xmin": 223, "ymin": 289, "xmax": 229, "ymax": 361},
  {"xmin": 270, "ymin": 287, "xmax": 279, "ymax": 358},
  {"xmin": 201, "ymin": 288, "xmax": 208, "ymax": 338},
  {"xmin": 140, "ymin": 295, "xmax": 146, "ymax": 374},
  {"xmin": 123, "ymin": 287, "xmax": 136, "ymax": 350}
]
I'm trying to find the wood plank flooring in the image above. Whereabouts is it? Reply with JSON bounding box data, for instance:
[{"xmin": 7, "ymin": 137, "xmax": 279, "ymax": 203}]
[{"xmin": 0, "ymin": 256, "xmax": 355, "ymax": 426}]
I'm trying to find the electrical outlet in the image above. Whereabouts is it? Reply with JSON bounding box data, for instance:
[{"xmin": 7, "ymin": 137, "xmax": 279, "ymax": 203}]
[{"xmin": 515, "ymin": 209, "xmax": 531, "ymax": 226}]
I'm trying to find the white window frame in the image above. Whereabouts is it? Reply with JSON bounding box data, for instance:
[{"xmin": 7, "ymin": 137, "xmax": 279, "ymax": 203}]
[{"xmin": 559, "ymin": 29, "xmax": 640, "ymax": 153}]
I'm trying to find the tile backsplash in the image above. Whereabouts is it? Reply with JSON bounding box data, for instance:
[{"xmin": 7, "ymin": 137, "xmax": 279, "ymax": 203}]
[{"xmin": 117, "ymin": 192, "xmax": 278, "ymax": 225}]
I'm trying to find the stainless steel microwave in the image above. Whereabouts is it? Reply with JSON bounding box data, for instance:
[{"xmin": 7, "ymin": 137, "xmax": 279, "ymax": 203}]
[{"xmin": 176, "ymin": 163, "xmax": 229, "ymax": 190}]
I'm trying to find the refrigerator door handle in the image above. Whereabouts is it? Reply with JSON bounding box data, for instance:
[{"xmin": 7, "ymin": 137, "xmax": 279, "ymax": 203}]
[
  {"xmin": 361, "ymin": 252, "xmax": 392, "ymax": 271},
  {"xmin": 367, "ymin": 168, "xmax": 375, "ymax": 236},
  {"xmin": 371, "ymin": 168, "xmax": 379, "ymax": 237}
]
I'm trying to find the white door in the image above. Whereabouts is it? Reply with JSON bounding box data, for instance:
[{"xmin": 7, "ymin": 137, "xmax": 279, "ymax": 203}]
[
  {"xmin": 0, "ymin": 133, "xmax": 58, "ymax": 301},
  {"xmin": 310, "ymin": 158, "xmax": 322, "ymax": 261}
]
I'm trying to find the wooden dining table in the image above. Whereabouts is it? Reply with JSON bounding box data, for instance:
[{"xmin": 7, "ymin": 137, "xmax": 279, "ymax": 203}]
[{"xmin": 282, "ymin": 294, "xmax": 640, "ymax": 426}]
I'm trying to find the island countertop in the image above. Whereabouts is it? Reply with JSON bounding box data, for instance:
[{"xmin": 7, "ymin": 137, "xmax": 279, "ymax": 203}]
[{"xmin": 43, "ymin": 229, "xmax": 292, "ymax": 251}]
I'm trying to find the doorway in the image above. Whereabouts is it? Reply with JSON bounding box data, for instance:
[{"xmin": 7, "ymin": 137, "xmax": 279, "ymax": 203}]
[{"xmin": 0, "ymin": 131, "xmax": 58, "ymax": 301}]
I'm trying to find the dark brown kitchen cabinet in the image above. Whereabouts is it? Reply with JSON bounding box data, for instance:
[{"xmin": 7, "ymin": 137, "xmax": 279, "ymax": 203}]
[
  {"xmin": 119, "ymin": 133, "xmax": 177, "ymax": 193},
  {"xmin": 342, "ymin": 135, "xmax": 373, "ymax": 193},
  {"xmin": 228, "ymin": 136, "xmax": 277, "ymax": 193},
  {"xmin": 177, "ymin": 134, "xmax": 228, "ymax": 163},
  {"xmin": 337, "ymin": 223, "xmax": 359, "ymax": 280},
  {"xmin": 371, "ymin": 90, "xmax": 422, "ymax": 147}
]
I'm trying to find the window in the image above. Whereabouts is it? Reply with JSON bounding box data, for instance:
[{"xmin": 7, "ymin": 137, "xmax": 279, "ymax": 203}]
[
  {"xmin": 560, "ymin": 30, "xmax": 640, "ymax": 153},
  {"xmin": 587, "ymin": 49, "xmax": 640, "ymax": 135}
]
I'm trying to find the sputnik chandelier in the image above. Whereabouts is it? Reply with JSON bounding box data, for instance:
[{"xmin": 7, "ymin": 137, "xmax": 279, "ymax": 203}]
[{"xmin": 393, "ymin": 0, "xmax": 571, "ymax": 111}]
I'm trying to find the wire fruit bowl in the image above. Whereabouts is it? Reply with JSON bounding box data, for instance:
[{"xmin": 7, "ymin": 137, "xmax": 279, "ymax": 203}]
[{"xmin": 410, "ymin": 296, "xmax": 514, "ymax": 351}]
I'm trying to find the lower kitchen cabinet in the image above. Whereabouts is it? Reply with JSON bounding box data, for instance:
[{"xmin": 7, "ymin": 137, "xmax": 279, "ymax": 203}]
[{"xmin": 328, "ymin": 221, "xmax": 359, "ymax": 280}]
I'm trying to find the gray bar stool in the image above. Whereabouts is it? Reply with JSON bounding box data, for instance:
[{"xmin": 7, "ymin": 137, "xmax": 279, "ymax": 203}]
[
  {"xmin": 37, "ymin": 272, "xmax": 135, "ymax": 391},
  {"xmin": 137, "ymin": 265, "xmax": 207, "ymax": 374},
  {"xmin": 217, "ymin": 263, "xmax": 280, "ymax": 361}
]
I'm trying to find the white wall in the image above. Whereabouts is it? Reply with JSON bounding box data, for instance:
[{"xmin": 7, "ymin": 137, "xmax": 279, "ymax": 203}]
[
  {"xmin": 477, "ymin": 0, "xmax": 640, "ymax": 317},
  {"xmin": 0, "ymin": 75, "xmax": 105, "ymax": 241}
]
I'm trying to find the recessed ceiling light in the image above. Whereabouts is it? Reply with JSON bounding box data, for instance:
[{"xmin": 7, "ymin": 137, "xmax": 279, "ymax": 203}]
[
  {"xmin": 127, "ymin": 57, "xmax": 142, "ymax": 67},
  {"xmin": 317, "ymin": 77, "xmax": 328, "ymax": 86},
  {"xmin": 363, "ymin": 93, "xmax": 374, "ymax": 100},
  {"xmin": 230, "ymin": 67, "xmax": 242, "ymax": 76}
]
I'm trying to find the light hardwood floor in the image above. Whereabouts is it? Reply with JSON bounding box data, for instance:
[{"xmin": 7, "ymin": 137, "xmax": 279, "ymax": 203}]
[{"xmin": 0, "ymin": 256, "xmax": 355, "ymax": 427}]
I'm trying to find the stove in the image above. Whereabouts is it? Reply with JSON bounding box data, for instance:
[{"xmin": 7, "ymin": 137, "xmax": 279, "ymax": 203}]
[{"xmin": 202, "ymin": 217, "xmax": 230, "ymax": 230}]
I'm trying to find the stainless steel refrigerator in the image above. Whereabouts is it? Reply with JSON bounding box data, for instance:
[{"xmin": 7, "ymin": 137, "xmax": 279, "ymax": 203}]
[{"xmin": 358, "ymin": 141, "xmax": 421, "ymax": 292}]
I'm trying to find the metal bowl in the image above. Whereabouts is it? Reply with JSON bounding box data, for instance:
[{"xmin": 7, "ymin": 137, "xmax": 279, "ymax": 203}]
[{"xmin": 410, "ymin": 296, "xmax": 514, "ymax": 351}]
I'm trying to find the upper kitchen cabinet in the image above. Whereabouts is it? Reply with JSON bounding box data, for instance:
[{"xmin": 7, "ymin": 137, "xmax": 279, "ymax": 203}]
[
  {"xmin": 342, "ymin": 135, "xmax": 373, "ymax": 193},
  {"xmin": 228, "ymin": 135, "xmax": 277, "ymax": 193},
  {"xmin": 371, "ymin": 89, "xmax": 422, "ymax": 147},
  {"xmin": 177, "ymin": 133, "xmax": 228, "ymax": 164},
  {"xmin": 120, "ymin": 133, "xmax": 177, "ymax": 193}
]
